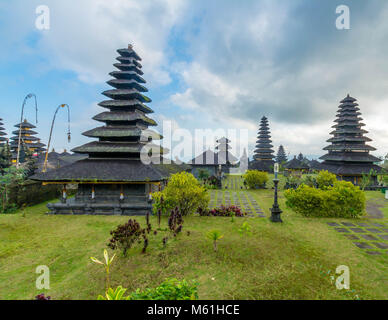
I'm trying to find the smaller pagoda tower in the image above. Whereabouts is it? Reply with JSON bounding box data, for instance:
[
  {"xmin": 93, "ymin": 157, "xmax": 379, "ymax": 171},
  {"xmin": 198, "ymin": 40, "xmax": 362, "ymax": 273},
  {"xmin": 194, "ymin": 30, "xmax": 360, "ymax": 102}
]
[
  {"xmin": 250, "ymin": 116, "xmax": 275, "ymax": 172},
  {"xmin": 215, "ymin": 137, "xmax": 238, "ymax": 173},
  {"xmin": 0, "ymin": 118, "xmax": 7, "ymax": 146},
  {"xmin": 10, "ymin": 119, "xmax": 46, "ymax": 164},
  {"xmin": 320, "ymin": 94, "xmax": 382, "ymax": 185}
]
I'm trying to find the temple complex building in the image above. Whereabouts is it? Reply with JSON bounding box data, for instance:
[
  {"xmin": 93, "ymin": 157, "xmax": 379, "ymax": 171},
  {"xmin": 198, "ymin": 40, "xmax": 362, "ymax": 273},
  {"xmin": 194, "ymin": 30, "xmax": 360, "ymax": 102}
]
[
  {"xmin": 320, "ymin": 95, "xmax": 382, "ymax": 185},
  {"xmin": 249, "ymin": 116, "xmax": 275, "ymax": 172},
  {"xmin": 32, "ymin": 45, "xmax": 166, "ymax": 215}
]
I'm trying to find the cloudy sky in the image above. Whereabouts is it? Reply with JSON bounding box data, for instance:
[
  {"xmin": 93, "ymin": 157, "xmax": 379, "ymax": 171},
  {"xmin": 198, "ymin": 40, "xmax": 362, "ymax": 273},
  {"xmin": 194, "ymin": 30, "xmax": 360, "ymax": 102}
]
[{"xmin": 0, "ymin": 0, "xmax": 387, "ymax": 161}]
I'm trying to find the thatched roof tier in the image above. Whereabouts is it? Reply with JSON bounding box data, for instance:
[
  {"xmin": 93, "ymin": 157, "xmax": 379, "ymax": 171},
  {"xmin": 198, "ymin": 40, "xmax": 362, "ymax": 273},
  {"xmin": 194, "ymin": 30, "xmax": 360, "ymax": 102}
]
[
  {"xmin": 320, "ymin": 153, "xmax": 380, "ymax": 163},
  {"xmin": 107, "ymin": 79, "xmax": 148, "ymax": 91},
  {"xmin": 14, "ymin": 120, "xmax": 36, "ymax": 129},
  {"xmin": 323, "ymin": 144, "xmax": 376, "ymax": 152},
  {"xmin": 93, "ymin": 111, "xmax": 156, "ymax": 126},
  {"xmin": 98, "ymin": 100, "xmax": 153, "ymax": 114},
  {"xmin": 34, "ymin": 159, "xmax": 167, "ymax": 182},
  {"xmin": 82, "ymin": 126, "xmax": 162, "ymax": 140},
  {"xmin": 113, "ymin": 63, "xmax": 144, "ymax": 74},
  {"xmin": 319, "ymin": 163, "xmax": 383, "ymax": 175}
]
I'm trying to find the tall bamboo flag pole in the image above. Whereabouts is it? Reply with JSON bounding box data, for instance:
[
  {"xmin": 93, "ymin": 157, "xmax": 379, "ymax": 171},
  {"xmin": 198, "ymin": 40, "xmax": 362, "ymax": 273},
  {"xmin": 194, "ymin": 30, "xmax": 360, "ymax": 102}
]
[
  {"xmin": 16, "ymin": 94, "xmax": 38, "ymax": 168},
  {"xmin": 42, "ymin": 104, "xmax": 71, "ymax": 173}
]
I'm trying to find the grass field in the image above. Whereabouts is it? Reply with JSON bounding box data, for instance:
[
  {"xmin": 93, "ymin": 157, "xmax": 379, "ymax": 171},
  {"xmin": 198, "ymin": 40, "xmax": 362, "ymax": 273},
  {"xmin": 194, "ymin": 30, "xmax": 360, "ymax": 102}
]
[{"xmin": 0, "ymin": 175, "xmax": 388, "ymax": 300}]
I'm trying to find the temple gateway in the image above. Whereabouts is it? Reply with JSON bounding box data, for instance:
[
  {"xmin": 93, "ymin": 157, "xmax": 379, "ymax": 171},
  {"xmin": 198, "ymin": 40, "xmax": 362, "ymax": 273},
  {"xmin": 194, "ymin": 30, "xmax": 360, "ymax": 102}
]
[{"xmin": 32, "ymin": 45, "xmax": 166, "ymax": 215}]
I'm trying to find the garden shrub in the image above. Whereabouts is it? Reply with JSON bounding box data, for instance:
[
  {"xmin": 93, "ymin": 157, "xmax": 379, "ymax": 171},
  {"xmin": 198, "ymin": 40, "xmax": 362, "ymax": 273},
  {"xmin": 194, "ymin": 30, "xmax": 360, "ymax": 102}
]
[
  {"xmin": 129, "ymin": 278, "xmax": 199, "ymax": 300},
  {"xmin": 243, "ymin": 170, "xmax": 268, "ymax": 189},
  {"xmin": 168, "ymin": 207, "xmax": 184, "ymax": 237},
  {"xmin": 108, "ymin": 219, "xmax": 149, "ymax": 256},
  {"xmin": 285, "ymin": 181, "xmax": 365, "ymax": 218},
  {"xmin": 198, "ymin": 205, "xmax": 244, "ymax": 217},
  {"xmin": 316, "ymin": 170, "xmax": 337, "ymax": 189},
  {"xmin": 152, "ymin": 172, "xmax": 210, "ymax": 216}
]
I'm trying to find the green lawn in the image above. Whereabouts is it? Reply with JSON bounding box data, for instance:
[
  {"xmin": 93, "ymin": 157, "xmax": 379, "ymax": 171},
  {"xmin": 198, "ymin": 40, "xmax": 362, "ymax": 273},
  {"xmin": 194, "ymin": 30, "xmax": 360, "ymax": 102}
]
[{"xmin": 0, "ymin": 176, "xmax": 388, "ymax": 300}]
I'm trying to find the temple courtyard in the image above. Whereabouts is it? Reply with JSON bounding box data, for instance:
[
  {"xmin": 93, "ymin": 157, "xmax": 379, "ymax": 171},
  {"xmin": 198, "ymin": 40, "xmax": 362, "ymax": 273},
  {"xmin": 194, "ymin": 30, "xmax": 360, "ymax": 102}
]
[{"xmin": 1, "ymin": 174, "xmax": 387, "ymax": 300}]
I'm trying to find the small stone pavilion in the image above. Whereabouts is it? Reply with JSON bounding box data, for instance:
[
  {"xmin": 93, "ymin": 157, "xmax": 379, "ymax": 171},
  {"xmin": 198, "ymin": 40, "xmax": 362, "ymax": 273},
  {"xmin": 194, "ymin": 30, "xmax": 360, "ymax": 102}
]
[
  {"xmin": 320, "ymin": 94, "xmax": 382, "ymax": 185},
  {"xmin": 32, "ymin": 45, "xmax": 166, "ymax": 215}
]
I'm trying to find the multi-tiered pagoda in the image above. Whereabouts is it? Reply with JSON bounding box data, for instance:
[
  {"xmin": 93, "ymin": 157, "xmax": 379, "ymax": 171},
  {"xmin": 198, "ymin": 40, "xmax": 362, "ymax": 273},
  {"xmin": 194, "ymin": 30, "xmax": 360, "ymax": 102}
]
[
  {"xmin": 33, "ymin": 45, "xmax": 166, "ymax": 215},
  {"xmin": 10, "ymin": 119, "xmax": 46, "ymax": 164},
  {"xmin": 215, "ymin": 137, "xmax": 237, "ymax": 173},
  {"xmin": 320, "ymin": 94, "xmax": 382, "ymax": 185},
  {"xmin": 250, "ymin": 116, "xmax": 275, "ymax": 172},
  {"xmin": 0, "ymin": 118, "xmax": 7, "ymax": 146}
]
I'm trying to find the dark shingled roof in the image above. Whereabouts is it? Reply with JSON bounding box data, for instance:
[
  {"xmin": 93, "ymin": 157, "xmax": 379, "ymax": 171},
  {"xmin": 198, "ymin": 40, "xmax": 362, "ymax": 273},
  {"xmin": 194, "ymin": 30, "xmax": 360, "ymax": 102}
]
[
  {"xmin": 285, "ymin": 156, "xmax": 310, "ymax": 170},
  {"xmin": 249, "ymin": 159, "xmax": 274, "ymax": 172},
  {"xmin": 31, "ymin": 159, "xmax": 167, "ymax": 182}
]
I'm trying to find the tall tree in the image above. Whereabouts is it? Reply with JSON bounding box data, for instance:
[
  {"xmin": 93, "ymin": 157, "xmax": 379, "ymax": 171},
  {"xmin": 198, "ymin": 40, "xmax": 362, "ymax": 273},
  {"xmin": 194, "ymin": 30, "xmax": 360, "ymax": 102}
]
[{"xmin": 276, "ymin": 145, "xmax": 288, "ymax": 164}]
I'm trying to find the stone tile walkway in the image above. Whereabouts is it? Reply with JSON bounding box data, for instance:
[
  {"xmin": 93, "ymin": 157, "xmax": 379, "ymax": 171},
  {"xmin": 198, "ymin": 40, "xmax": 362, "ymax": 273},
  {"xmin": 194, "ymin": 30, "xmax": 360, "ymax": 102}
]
[
  {"xmin": 327, "ymin": 221, "xmax": 388, "ymax": 256},
  {"xmin": 222, "ymin": 175, "xmax": 246, "ymax": 190},
  {"xmin": 208, "ymin": 189, "xmax": 265, "ymax": 218}
]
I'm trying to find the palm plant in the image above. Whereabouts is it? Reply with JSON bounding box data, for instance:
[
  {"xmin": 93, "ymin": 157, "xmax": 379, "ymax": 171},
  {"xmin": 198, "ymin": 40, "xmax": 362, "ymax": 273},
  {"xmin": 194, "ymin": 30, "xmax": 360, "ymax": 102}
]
[
  {"xmin": 206, "ymin": 230, "xmax": 224, "ymax": 252},
  {"xmin": 90, "ymin": 249, "xmax": 116, "ymax": 292}
]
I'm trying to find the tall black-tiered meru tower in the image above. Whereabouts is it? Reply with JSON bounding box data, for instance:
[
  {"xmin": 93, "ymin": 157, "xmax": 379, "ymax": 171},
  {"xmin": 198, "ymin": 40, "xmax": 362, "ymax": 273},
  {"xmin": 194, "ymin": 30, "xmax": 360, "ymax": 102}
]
[
  {"xmin": 10, "ymin": 119, "xmax": 46, "ymax": 163},
  {"xmin": 320, "ymin": 94, "xmax": 382, "ymax": 185},
  {"xmin": 250, "ymin": 116, "xmax": 275, "ymax": 172},
  {"xmin": 33, "ymin": 45, "xmax": 166, "ymax": 215},
  {"xmin": 0, "ymin": 118, "xmax": 7, "ymax": 146}
]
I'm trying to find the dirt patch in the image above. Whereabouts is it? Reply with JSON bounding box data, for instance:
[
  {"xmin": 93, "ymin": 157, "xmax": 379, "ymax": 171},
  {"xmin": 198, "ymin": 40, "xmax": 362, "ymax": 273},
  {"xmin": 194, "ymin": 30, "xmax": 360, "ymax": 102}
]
[{"xmin": 366, "ymin": 200, "xmax": 384, "ymax": 219}]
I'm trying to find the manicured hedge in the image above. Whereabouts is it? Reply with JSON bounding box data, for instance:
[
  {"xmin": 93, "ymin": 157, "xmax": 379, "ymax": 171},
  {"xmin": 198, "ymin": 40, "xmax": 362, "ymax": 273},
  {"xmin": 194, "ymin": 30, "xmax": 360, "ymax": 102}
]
[
  {"xmin": 7, "ymin": 180, "xmax": 63, "ymax": 208},
  {"xmin": 284, "ymin": 180, "xmax": 366, "ymax": 218}
]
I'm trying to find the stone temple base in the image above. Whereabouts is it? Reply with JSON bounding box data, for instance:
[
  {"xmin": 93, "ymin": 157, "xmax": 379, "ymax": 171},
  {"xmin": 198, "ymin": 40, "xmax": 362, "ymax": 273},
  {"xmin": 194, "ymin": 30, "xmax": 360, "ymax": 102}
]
[
  {"xmin": 47, "ymin": 198, "xmax": 152, "ymax": 215},
  {"xmin": 46, "ymin": 183, "xmax": 154, "ymax": 216}
]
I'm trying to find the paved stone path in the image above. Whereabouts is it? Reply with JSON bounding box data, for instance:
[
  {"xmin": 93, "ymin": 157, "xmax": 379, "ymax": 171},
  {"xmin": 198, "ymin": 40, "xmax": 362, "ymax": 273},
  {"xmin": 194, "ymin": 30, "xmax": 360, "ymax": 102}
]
[
  {"xmin": 208, "ymin": 189, "xmax": 265, "ymax": 217},
  {"xmin": 223, "ymin": 175, "xmax": 246, "ymax": 190},
  {"xmin": 327, "ymin": 221, "xmax": 388, "ymax": 256}
]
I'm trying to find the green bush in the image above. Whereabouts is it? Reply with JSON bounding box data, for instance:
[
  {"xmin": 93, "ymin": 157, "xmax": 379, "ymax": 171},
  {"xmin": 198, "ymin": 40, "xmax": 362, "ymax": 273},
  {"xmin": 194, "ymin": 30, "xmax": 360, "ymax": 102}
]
[
  {"xmin": 316, "ymin": 170, "xmax": 337, "ymax": 189},
  {"xmin": 129, "ymin": 278, "xmax": 199, "ymax": 300},
  {"xmin": 152, "ymin": 172, "xmax": 210, "ymax": 216},
  {"xmin": 285, "ymin": 181, "xmax": 365, "ymax": 218},
  {"xmin": 243, "ymin": 170, "xmax": 269, "ymax": 189}
]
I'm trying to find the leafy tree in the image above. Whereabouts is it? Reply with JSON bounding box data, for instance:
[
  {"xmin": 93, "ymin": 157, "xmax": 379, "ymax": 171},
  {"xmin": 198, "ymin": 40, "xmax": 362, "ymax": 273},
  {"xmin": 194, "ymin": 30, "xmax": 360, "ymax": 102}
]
[
  {"xmin": 0, "ymin": 166, "xmax": 26, "ymax": 213},
  {"xmin": 0, "ymin": 142, "xmax": 12, "ymax": 174},
  {"xmin": 197, "ymin": 168, "xmax": 210, "ymax": 180},
  {"xmin": 276, "ymin": 145, "xmax": 288, "ymax": 164},
  {"xmin": 21, "ymin": 146, "xmax": 38, "ymax": 177},
  {"xmin": 316, "ymin": 170, "xmax": 337, "ymax": 189},
  {"xmin": 243, "ymin": 170, "xmax": 268, "ymax": 189},
  {"xmin": 152, "ymin": 172, "xmax": 210, "ymax": 216}
]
